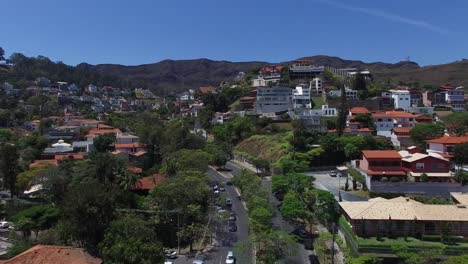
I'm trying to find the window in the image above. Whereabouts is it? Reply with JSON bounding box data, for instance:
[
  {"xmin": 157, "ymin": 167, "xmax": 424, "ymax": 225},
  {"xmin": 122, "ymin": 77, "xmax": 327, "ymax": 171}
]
[
  {"xmin": 431, "ymin": 163, "xmax": 445, "ymax": 170},
  {"xmin": 416, "ymin": 163, "xmax": 424, "ymax": 170}
]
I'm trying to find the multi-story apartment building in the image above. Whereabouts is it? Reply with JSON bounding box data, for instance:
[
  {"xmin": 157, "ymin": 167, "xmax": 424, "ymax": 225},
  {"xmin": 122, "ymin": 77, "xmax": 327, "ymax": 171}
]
[
  {"xmin": 423, "ymin": 86, "xmax": 465, "ymax": 111},
  {"xmin": 390, "ymin": 89, "xmax": 411, "ymax": 110},
  {"xmin": 289, "ymin": 60, "xmax": 324, "ymax": 79},
  {"xmin": 255, "ymin": 87, "xmax": 293, "ymax": 114},
  {"xmin": 292, "ymin": 85, "xmax": 312, "ymax": 109}
]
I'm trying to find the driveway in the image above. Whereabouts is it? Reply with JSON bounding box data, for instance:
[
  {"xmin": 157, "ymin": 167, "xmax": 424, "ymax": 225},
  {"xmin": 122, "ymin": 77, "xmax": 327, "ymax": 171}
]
[{"xmin": 306, "ymin": 171, "xmax": 368, "ymax": 202}]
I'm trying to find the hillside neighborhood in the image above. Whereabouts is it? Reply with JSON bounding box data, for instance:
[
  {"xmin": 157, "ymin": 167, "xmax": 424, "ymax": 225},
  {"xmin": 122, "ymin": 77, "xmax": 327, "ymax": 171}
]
[{"xmin": 0, "ymin": 46, "xmax": 468, "ymax": 264}]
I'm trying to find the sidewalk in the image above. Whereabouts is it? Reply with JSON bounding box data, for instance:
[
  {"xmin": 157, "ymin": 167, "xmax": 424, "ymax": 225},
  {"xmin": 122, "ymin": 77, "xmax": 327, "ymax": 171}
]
[{"xmin": 230, "ymin": 159, "xmax": 257, "ymax": 173}]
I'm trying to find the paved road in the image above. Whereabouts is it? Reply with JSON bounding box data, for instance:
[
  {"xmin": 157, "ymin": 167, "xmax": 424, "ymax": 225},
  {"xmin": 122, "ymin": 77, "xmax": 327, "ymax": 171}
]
[
  {"xmin": 172, "ymin": 166, "xmax": 250, "ymax": 264},
  {"xmin": 306, "ymin": 171, "xmax": 368, "ymax": 202},
  {"xmin": 227, "ymin": 162, "xmax": 314, "ymax": 264}
]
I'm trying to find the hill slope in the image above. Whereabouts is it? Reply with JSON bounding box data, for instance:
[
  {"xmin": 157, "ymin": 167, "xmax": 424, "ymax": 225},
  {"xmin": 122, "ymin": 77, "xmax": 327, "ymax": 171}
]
[{"xmin": 89, "ymin": 56, "xmax": 468, "ymax": 92}]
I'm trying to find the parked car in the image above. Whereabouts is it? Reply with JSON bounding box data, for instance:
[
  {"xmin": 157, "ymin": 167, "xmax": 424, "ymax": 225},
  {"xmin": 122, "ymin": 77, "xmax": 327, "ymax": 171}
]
[
  {"xmin": 229, "ymin": 215, "xmax": 237, "ymax": 221},
  {"xmin": 165, "ymin": 262, "xmax": 174, "ymax": 264},
  {"xmin": 164, "ymin": 249, "xmax": 177, "ymax": 259},
  {"xmin": 228, "ymin": 224, "xmax": 237, "ymax": 232},
  {"xmin": 193, "ymin": 261, "xmax": 205, "ymax": 264},
  {"xmin": 226, "ymin": 198, "xmax": 232, "ymax": 207},
  {"xmin": 219, "ymin": 186, "xmax": 226, "ymax": 192},
  {"xmin": 226, "ymin": 181, "xmax": 233, "ymax": 186},
  {"xmin": 225, "ymin": 251, "xmax": 236, "ymax": 264},
  {"xmin": 0, "ymin": 222, "xmax": 10, "ymax": 229},
  {"xmin": 329, "ymin": 171, "xmax": 337, "ymax": 177}
]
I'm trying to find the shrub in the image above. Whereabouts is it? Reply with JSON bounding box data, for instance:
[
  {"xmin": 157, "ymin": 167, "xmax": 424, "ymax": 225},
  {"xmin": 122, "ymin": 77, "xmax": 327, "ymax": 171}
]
[
  {"xmin": 380, "ymin": 177, "xmax": 388, "ymax": 182},
  {"xmin": 389, "ymin": 177, "xmax": 400, "ymax": 183}
]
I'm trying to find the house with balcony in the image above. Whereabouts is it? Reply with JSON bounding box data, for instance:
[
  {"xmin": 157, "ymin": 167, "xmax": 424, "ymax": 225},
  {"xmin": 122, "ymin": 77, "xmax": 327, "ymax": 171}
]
[
  {"xmin": 116, "ymin": 133, "xmax": 139, "ymax": 144},
  {"xmin": 390, "ymin": 89, "xmax": 411, "ymax": 110},
  {"xmin": 423, "ymin": 86, "xmax": 465, "ymax": 111},
  {"xmin": 372, "ymin": 111, "xmax": 418, "ymax": 137},
  {"xmin": 255, "ymin": 87, "xmax": 293, "ymax": 114},
  {"xmin": 292, "ymin": 85, "xmax": 312, "ymax": 109},
  {"xmin": 426, "ymin": 136, "xmax": 468, "ymax": 159},
  {"xmin": 399, "ymin": 150, "xmax": 451, "ymax": 182},
  {"xmin": 258, "ymin": 65, "xmax": 283, "ymax": 83},
  {"xmin": 356, "ymin": 150, "xmax": 405, "ymax": 190}
]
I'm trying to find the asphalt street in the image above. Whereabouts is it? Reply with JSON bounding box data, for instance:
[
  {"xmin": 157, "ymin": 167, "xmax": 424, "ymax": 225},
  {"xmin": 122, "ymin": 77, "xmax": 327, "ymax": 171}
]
[
  {"xmin": 306, "ymin": 171, "xmax": 368, "ymax": 201},
  {"xmin": 171, "ymin": 165, "xmax": 250, "ymax": 264}
]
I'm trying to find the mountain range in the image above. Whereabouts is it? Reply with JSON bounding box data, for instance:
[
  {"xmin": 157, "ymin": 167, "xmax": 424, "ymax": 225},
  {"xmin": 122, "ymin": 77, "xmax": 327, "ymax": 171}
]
[{"xmin": 87, "ymin": 55, "xmax": 468, "ymax": 92}]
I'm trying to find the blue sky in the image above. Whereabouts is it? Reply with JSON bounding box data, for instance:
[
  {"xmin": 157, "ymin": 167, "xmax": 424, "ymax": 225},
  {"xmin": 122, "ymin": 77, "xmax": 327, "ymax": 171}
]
[{"xmin": 2, "ymin": 0, "xmax": 466, "ymax": 66}]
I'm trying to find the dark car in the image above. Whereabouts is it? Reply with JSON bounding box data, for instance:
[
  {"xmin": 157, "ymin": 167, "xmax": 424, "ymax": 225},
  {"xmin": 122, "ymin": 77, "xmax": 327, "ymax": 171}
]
[
  {"xmin": 292, "ymin": 228, "xmax": 310, "ymax": 243},
  {"xmin": 228, "ymin": 224, "xmax": 237, "ymax": 232},
  {"xmin": 304, "ymin": 238, "xmax": 314, "ymax": 250},
  {"xmin": 226, "ymin": 181, "xmax": 233, "ymax": 186},
  {"xmin": 273, "ymin": 191, "xmax": 285, "ymax": 201},
  {"xmin": 226, "ymin": 199, "xmax": 232, "ymax": 207},
  {"xmin": 309, "ymin": 255, "xmax": 319, "ymax": 264}
]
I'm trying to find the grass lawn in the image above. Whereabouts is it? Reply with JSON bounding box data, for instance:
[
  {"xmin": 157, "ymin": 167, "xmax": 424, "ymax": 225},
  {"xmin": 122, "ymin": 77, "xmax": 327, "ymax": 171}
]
[
  {"xmin": 348, "ymin": 189, "xmax": 369, "ymax": 198},
  {"xmin": 357, "ymin": 237, "xmax": 468, "ymax": 250},
  {"xmin": 312, "ymin": 96, "xmax": 326, "ymax": 109}
]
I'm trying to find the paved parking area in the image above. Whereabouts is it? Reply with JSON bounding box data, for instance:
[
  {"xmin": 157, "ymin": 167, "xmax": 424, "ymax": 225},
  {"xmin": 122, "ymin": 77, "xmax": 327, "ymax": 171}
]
[{"xmin": 305, "ymin": 171, "xmax": 367, "ymax": 202}]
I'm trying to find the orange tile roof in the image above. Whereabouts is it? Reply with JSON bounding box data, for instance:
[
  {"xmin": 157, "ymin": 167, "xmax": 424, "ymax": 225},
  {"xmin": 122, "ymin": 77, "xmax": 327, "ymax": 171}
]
[
  {"xmin": 87, "ymin": 128, "xmax": 122, "ymax": 137},
  {"xmin": 415, "ymin": 114, "xmax": 433, "ymax": 120},
  {"xmin": 372, "ymin": 111, "xmax": 418, "ymax": 118},
  {"xmin": 392, "ymin": 127, "xmax": 413, "ymax": 133},
  {"xmin": 0, "ymin": 245, "xmax": 101, "ymax": 264},
  {"xmin": 132, "ymin": 174, "xmax": 166, "ymax": 191},
  {"xmin": 131, "ymin": 150, "xmax": 148, "ymax": 157},
  {"xmin": 128, "ymin": 166, "xmax": 143, "ymax": 174},
  {"xmin": 426, "ymin": 136, "xmax": 468, "ymax": 145},
  {"xmin": 199, "ymin": 86, "xmax": 216, "ymax": 94},
  {"xmin": 115, "ymin": 143, "xmax": 144, "ymax": 149},
  {"xmin": 350, "ymin": 107, "xmax": 370, "ymax": 114},
  {"xmin": 362, "ymin": 150, "xmax": 401, "ymax": 159}
]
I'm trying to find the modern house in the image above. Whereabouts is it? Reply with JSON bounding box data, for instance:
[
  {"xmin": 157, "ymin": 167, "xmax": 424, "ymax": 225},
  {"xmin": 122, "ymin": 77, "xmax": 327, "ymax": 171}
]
[
  {"xmin": 356, "ymin": 150, "xmax": 405, "ymax": 189},
  {"xmin": 292, "ymin": 85, "xmax": 312, "ymax": 109},
  {"xmin": 310, "ymin": 77, "xmax": 323, "ymax": 95},
  {"xmin": 390, "ymin": 89, "xmax": 411, "ymax": 110},
  {"xmin": 258, "ymin": 65, "xmax": 283, "ymax": 83},
  {"xmin": 114, "ymin": 143, "xmax": 146, "ymax": 154},
  {"xmin": 255, "ymin": 87, "xmax": 293, "ymax": 114},
  {"xmin": 339, "ymin": 196, "xmax": 468, "ymax": 238},
  {"xmin": 426, "ymin": 136, "xmax": 468, "ymax": 157},
  {"xmin": 328, "ymin": 87, "xmax": 358, "ymax": 100},
  {"xmin": 423, "ymin": 86, "xmax": 465, "ymax": 111},
  {"xmin": 372, "ymin": 111, "xmax": 418, "ymax": 137},
  {"xmin": 116, "ymin": 133, "xmax": 139, "ymax": 144}
]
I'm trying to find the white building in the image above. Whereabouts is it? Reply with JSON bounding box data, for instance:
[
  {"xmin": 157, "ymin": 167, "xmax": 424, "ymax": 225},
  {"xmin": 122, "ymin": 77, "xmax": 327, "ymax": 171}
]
[
  {"xmin": 446, "ymin": 88, "xmax": 465, "ymax": 112},
  {"xmin": 328, "ymin": 87, "xmax": 358, "ymax": 100},
  {"xmin": 310, "ymin": 77, "xmax": 323, "ymax": 95},
  {"xmin": 252, "ymin": 78, "xmax": 267, "ymax": 87},
  {"xmin": 293, "ymin": 85, "xmax": 312, "ymax": 109},
  {"xmin": 390, "ymin": 89, "xmax": 411, "ymax": 110},
  {"xmin": 255, "ymin": 87, "xmax": 293, "ymax": 114},
  {"xmin": 372, "ymin": 111, "xmax": 418, "ymax": 137}
]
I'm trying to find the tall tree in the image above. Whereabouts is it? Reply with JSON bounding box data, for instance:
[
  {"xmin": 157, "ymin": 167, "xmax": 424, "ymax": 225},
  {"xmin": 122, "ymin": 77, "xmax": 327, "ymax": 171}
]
[
  {"xmin": 353, "ymin": 72, "xmax": 367, "ymax": 91},
  {"xmin": 0, "ymin": 143, "xmax": 19, "ymax": 197},
  {"xmin": 99, "ymin": 215, "xmax": 165, "ymax": 264},
  {"xmin": 410, "ymin": 123, "xmax": 445, "ymax": 147},
  {"xmin": 336, "ymin": 84, "xmax": 348, "ymax": 136},
  {"xmin": 93, "ymin": 133, "xmax": 116, "ymax": 153},
  {"xmin": 0, "ymin": 47, "xmax": 5, "ymax": 62},
  {"xmin": 443, "ymin": 112, "xmax": 468, "ymax": 136}
]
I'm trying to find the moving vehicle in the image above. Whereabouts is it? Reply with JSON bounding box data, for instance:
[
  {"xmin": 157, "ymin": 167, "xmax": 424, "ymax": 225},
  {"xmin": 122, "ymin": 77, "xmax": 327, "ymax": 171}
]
[
  {"xmin": 193, "ymin": 260, "xmax": 205, "ymax": 264},
  {"xmin": 329, "ymin": 171, "xmax": 337, "ymax": 177},
  {"xmin": 164, "ymin": 262, "xmax": 174, "ymax": 264},
  {"xmin": 225, "ymin": 251, "xmax": 236, "ymax": 264}
]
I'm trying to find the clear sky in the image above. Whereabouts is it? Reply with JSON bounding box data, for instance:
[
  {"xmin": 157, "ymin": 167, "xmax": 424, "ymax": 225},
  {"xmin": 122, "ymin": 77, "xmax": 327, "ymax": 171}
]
[{"xmin": 2, "ymin": 0, "xmax": 466, "ymax": 66}]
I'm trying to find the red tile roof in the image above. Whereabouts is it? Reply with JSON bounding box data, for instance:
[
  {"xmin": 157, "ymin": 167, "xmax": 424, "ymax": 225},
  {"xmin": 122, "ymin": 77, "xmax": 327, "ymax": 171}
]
[
  {"xmin": 115, "ymin": 143, "xmax": 145, "ymax": 149},
  {"xmin": 392, "ymin": 127, "xmax": 413, "ymax": 134},
  {"xmin": 199, "ymin": 86, "xmax": 217, "ymax": 94},
  {"xmin": 54, "ymin": 154, "xmax": 85, "ymax": 161},
  {"xmin": 426, "ymin": 136, "xmax": 468, "ymax": 145},
  {"xmin": 372, "ymin": 111, "xmax": 418, "ymax": 118},
  {"xmin": 87, "ymin": 128, "xmax": 122, "ymax": 137},
  {"xmin": 131, "ymin": 150, "xmax": 148, "ymax": 157},
  {"xmin": 362, "ymin": 150, "xmax": 401, "ymax": 159},
  {"xmin": 132, "ymin": 174, "xmax": 166, "ymax": 191},
  {"xmin": 350, "ymin": 107, "xmax": 370, "ymax": 114},
  {"xmin": 128, "ymin": 166, "xmax": 143, "ymax": 174},
  {"xmin": 0, "ymin": 245, "xmax": 102, "ymax": 264}
]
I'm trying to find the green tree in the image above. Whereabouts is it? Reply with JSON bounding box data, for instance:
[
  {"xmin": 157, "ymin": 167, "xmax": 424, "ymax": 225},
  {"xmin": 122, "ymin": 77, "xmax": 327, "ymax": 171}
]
[
  {"xmin": 353, "ymin": 72, "xmax": 367, "ymax": 91},
  {"xmin": 445, "ymin": 255, "xmax": 468, "ymax": 264},
  {"xmin": 99, "ymin": 215, "xmax": 164, "ymax": 264},
  {"xmin": 164, "ymin": 149, "xmax": 211, "ymax": 175},
  {"xmin": 454, "ymin": 143, "xmax": 468, "ymax": 171},
  {"xmin": 13, "ymin": 205, "xmax": 60, "ymax": 240},
  {"xmin": 349, "ymin": 255, "xmax": 382, "ymax": 264},
  {"xmin": 410, "ymin": 123, "xmax": 445, "ymax": 147},
  {"xmin": 254, "ymin": 230, "xmax": 297, "ymax": 264},
  {"xmin": 204, "ymin": 142, "xmax": 231, "ymax": 168},
  {"xmin": 336, "ymin": 84, "xmax": 348, "ymax": 136},
  {"xmin": 60, "ymin": 180, "xmax": 115, "ymax": 251},
  {"xmin": 0, "ymin": 143, "xmax": 19, "ymax": 197},
  {"xmin": 0, "ymin": 47, "xmax": 5, "ymax": 61},
  {"xmin": 177, "ymin": 223, "xmax": 204, "ymax": 252},
  {"xmin": 443, "ymin": 112, "xmax": 468, "ymax": 136},
  {"xmin": 280, "ymin": 192, "xmax": 309, "ymax": 224},
  {"xmin": 93, "ymin": 133, "xmax": 116, "ymax": 153}
]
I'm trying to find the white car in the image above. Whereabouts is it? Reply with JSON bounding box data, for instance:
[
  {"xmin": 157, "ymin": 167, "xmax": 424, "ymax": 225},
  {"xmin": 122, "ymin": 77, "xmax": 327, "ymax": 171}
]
[
  {"xmin": 193, "ymin": 260, "xmax": 205, "ymax": 264},
  {"xmin": 164, "ymin": 262, "xmax": 174, "ymax": 264},
  {"xmin": 0, "ymin": 222, "xmax": 9, "ymax": 229},
  {"xmin": 226, "ymin": 251, "xmax": 235, "ymax": 264}
]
